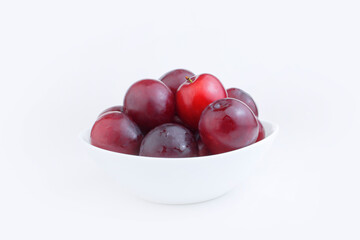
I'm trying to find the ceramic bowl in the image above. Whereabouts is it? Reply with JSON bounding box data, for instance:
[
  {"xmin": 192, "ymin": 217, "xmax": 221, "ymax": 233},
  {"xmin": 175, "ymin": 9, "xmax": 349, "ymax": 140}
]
[{"xmin": 80, "ymin": 120, "xmax": 279, "ymax": 204}]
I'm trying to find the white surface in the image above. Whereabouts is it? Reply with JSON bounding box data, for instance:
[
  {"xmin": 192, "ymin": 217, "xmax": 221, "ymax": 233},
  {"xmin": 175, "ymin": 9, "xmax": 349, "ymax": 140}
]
[
  {"xmin": 0, "ymin": 0, "xmax": 359, "ymax": 239},
  {"xmin": 81, "ymin": 121, "xmax": 278, "ymax": 204}
]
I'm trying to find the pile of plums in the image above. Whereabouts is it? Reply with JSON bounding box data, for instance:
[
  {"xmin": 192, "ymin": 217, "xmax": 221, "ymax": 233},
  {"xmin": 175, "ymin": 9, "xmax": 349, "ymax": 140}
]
[{"xmin": 90, "ymin": 69, "xmax": 265, "ymax": 157}]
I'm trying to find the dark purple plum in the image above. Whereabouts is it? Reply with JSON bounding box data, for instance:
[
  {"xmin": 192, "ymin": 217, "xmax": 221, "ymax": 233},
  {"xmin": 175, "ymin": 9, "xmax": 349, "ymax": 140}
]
[
  {"xmin": 124, "ymin": 79, "xmax": 175, "ymax": 133},
  {"xmin": 91, "ymin": 111, "xmax": 143, "ymax": 155},
  {"xmin": 160, "ymin": 69, "xmax": 195, "ymax": 94},
  {"xmin": 227, "ymin": 88, "xmax": 259, "ymax": 116},
  {"xmin": 139, "ymin": 123, "xmax": 198, "ymax": 158},
  {"xmin": 199, "ymin": 98, "xmax": 259, "ymax": 154}
]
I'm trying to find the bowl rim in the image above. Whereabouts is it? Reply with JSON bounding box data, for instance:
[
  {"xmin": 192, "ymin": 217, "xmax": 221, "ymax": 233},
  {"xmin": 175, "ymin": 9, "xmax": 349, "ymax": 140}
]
[{"xmin": 79, "ymin": 120, "xmax": 279, "ymax": 161}]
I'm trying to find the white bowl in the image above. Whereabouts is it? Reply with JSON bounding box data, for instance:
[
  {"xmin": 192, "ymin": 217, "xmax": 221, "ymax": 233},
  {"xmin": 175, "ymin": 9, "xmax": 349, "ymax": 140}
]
[{"xmin": 80, "ymin": 120, "xmax": 279, "ymax": 204}]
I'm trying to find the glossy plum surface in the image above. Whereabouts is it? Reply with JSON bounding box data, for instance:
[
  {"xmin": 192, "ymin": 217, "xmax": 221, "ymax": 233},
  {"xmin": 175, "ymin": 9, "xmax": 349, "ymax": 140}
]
[
  {"xmin": 199, "ymin": 98, "xmax": 259, "ymax": 154},
  {"xmin": 176, "ymin": 74, "xmax": 227, "ymax": 130},
  {"xmin": 98, "ymin": 105, "xmax": 125, "ymax": 117},
  {"xmin": 124, "ymin": 79, "xmax": 175, "ymax": 133},
  {"xmin": 139, "ymin": 123, "xmax": 198, "ymax": 158},
  {"xmin": 160, "ymin": 69, "xmax": 195, "ymax": 94},
  {"xmin": 227, "ymin": 88, "xmax": 259, "ymax": 116},
  {"xmin": 91, "ymin": 111, "xmax": 143, "ymax": 154},
  {"xmin": 256, "ymin": 120, "xmax": 265, "ymax": 142}
]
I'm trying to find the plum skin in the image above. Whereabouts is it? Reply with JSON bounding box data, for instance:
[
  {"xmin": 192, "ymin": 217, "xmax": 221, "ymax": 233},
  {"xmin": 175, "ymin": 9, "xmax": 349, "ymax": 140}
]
[
  {"xmin": 160, "ymin": 69, "xmax": 195, "ymax": 94},
  {"xmin": 124, "ymin": 79, "xmax": 175, "ymax": 133},
  {"xmin": 139, "ymin": 123, "xmax": 198, "ymax": 158},
  {"xmin": 91, "ymin": 111, "xmax": 143, "ymax": 155},
  {"xmin": 227, "ymin": 88, "xmax": 259, "ymax": 117},
  {"xmin": 199, "ymin": 98, "xmax": 259, "ymax": 154}
]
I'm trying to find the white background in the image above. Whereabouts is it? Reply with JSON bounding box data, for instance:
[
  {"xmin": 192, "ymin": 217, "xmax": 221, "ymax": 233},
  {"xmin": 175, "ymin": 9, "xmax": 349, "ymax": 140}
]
[{"xmin": 1, "ymin": 0, "xmax": 360, "ymax": 239}]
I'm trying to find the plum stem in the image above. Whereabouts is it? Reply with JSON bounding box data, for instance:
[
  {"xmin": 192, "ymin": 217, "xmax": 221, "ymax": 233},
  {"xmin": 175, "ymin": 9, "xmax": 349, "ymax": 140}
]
[{"xmin": 185, "ymin": 76, "xmax": 193, "ymax": 83}]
